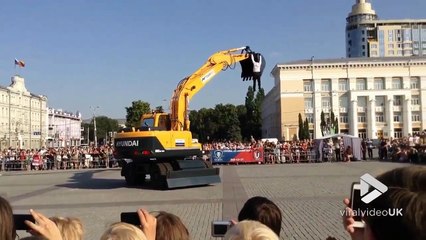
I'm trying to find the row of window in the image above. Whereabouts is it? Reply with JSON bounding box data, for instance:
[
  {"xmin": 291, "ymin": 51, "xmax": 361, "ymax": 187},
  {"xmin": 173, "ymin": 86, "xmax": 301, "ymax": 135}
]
[
  {"xmin": 304, "ymin": 95, "xmax": 420, "ymax": 109},
  {"xmin": 303, "ymin": 77, "xmax": 420, "ymax": 92},
  {"xmin": 304, "ymin": 113, "xmax": 421, "ymax": 124},
  {"xmin": 358, "ymin": 129, "xmax": 420, "ymax": 140}
]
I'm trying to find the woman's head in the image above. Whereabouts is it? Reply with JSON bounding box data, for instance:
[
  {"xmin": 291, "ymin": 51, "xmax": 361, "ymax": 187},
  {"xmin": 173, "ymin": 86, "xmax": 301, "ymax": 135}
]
[
  {"xmin": 224, "ymin": 220, "xmax": 279, "ymax": 240},
  {"xmin": 155, "ymin": 211, "xmax": 189, "ymax": 240},
  {"xmin": 50, "ymin": 216, "xmax": 84, "ymax": 240},
  {"xmin": 0, "ymin": 195, "xmax": 15, "ymax": 240},
  {"xmin": 238, "ymin": 196, "xmax": 282, "ymax": 236},
  {"xmin": 100, "ymin": 222, "xmax": 147, "ymax": 240}
]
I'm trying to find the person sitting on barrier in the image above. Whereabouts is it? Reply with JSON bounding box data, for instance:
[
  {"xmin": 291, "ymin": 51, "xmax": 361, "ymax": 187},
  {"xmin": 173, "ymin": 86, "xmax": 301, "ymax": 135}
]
[
  {"xmin": 343, "ymin": 146, "xmax": 353, "ymax": 162},
  {"xmin": 49, "ymin": 216, "xmax": 84, "ymax": 240},
  {"xmin": 0, "ymin": 195, "xmax": 16, "ymax": 240},
  {"xmin": 155, "ymin": 211, "xmax": 190, "ymax": 240},
  {"xmin": 224, "ymin": 220, "xmax": 279, "ymax": 240},
  {"xmin": 238, "ymin": 196, "xmax": 282, "ymax": 237},
  {"xmin": 341, "ymin": 166, "xmax": 426, "ymax": 240}
]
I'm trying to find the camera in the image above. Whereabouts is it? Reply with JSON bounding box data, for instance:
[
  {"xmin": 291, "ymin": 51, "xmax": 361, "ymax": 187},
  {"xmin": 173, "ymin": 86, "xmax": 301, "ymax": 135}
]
[
  {"xmin": 14, "ymin": 214, "xmax": 35, "ymax": 230},
  {"xmin": 211, "ymin": 220, "xmax": 231, "ymax": 237},
  {"xmin": 120, "ymin": 212, "xmax": 140, "ymax": 226}
]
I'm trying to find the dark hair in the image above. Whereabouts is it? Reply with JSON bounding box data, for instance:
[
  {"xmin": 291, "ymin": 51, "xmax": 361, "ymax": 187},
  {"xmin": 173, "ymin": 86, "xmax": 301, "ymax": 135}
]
[
  {"xmin": 0, "ymin": 195, "xmax": 15, "ymax": 240},
  {"xmin": 238, "ymin": 196, "xmax": 282, "ymax": 236},
  {"xmin": 364, "ymin": 166, "xmax": 426, "ymax": 240},
  {"xmin": 155, "ymin": 211, "xmax": 189, "ymax": 240}
]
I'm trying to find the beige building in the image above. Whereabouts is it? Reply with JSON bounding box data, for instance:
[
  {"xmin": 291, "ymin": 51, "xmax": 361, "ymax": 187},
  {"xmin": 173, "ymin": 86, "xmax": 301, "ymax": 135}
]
[
  {"xmin": 0, "ymin": 75, "xmax": 48, "ymax": 149},
  {"xmin": 263, "ymin": 57, "xmax": 426, "ymax": 140}
]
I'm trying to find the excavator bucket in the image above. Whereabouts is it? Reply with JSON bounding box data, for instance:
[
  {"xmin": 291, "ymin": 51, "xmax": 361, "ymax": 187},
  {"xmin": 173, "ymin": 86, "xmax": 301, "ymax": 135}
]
[
  {"xmin": 240, "ymin": 53, "xmax": 266, "ymax": 81},
  {"xmin": 162, "ymin": 159, "xmax": 221, "ymax": 189}
]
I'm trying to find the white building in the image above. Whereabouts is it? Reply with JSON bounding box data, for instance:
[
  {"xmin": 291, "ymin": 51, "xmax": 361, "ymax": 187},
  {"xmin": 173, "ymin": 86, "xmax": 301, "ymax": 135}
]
[
  {"xmin": 0, "ymin": 75, "xmax": 48, "ymax": 149},
  {"xmin": 346, "ymin": 0, "xmax": 426, "ymax": 58},
  {"xmin": 47, "ymin": 108, "xmax": 82, "ymax": 148},
  {"xmin": 263, "ymin": 57, "xmax": 426, "ymax": 140}
]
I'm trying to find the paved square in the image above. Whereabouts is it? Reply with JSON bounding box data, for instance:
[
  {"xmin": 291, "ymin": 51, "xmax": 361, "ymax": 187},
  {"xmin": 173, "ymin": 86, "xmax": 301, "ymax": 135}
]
[{"xmin": 0, "ymin": 161, "xmax": 410, "ymax": 239}]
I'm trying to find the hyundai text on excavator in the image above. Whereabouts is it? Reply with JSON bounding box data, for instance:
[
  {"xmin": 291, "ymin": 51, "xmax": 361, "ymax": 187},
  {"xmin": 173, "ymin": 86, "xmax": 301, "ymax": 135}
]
[{"xmin": 114, "ymin": 46, "xmax": 265, "ymax": 189}]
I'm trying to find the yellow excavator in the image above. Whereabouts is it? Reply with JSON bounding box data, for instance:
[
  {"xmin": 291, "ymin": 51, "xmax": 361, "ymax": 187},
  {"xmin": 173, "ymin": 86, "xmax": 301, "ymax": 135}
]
[{"xmin": 114, "ymin": 46, "xmax": 265, "ymax": 188}]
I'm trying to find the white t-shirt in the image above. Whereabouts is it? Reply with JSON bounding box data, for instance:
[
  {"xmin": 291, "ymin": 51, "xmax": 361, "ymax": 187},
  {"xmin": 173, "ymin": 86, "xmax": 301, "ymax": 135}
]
[{"xmin": 251, "ymin": 54, "xmax": 262, "ymax": 72}]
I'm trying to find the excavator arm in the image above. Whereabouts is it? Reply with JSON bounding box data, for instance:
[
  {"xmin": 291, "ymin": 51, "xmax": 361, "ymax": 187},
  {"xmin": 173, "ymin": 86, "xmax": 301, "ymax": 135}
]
[{"xmin": 170, "ymin": 46, "xmax": 264, "ymax": 131}]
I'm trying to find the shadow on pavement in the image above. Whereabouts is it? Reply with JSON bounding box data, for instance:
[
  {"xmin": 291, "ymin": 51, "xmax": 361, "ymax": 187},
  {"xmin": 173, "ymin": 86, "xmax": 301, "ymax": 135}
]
[
  {"xmin": 56, "ymin": 170, "xmax": 128, "ymax": 190},
  {"xmin": 56, "ymin": 170, "xmax": 209, "ymax": 190}
]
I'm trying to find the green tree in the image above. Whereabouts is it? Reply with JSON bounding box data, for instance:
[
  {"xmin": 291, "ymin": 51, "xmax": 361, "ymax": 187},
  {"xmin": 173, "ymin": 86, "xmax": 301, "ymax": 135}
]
[
  {"xmin": 298, "ymin": 113, "xmax": 304, "ymax": 140},
  {"xmin": 244, "ymin": 86, "xmax": 264, "ymax": 140},
  {"xmin": 212, "ymin": 104, "xmax": 241, "ymax": 141},
  {"xmin": 320, "ymin": 110, "xmax": 339, "ymax": 136},
  {"xmin": 125, "ymin": 100, "xmax": 151, "ymax": 127},
  {"xmin": 304, "ymin": 118, "xmax": 310, "ymax": 140},
  {"xmin": 81, "ymin": 116, "xmax": 119, "ymax": 144},
  {"xmin": 334, "ymin": 116, "xmax": 339, "ymax": 134},
  {"xmin": 155, "ymin": 106, "xmax": 164, "ymax": 113},
  {"xmin": 95, "ymin": 116, "xmax": 120, "ymax": 144}
]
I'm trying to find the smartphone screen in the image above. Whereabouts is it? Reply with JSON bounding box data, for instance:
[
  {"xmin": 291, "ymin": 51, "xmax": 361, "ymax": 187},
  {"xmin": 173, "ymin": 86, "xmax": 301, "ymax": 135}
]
[
  {"xmin": 350, "ymin": 182, "xmax": 366, "ymax": 228},
  {"xmin": 14, "ymin": 214, "xmax": 35, "ymax": 230},
  {"xmin": 351, "ymin": 188, "xmax": 363, "ymax": 222},
  {"xmin": 211, "ymin": 221, "xmax": 231, "ymax": 237},
  {"xmin": 120, "ymin": 212, "xmax": 140, "ymax": 226}
]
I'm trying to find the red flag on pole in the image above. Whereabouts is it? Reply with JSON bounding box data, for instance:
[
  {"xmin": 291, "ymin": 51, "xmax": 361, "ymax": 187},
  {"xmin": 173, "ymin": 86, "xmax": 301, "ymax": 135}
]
[{"xmin": 14, "ymin": 58, "xmax": 25, "ymax": 68}]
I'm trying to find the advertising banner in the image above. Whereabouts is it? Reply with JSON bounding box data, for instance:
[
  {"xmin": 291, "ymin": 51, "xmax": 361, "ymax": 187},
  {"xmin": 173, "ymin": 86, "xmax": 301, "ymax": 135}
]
[{"xmin": 211, "ymin": 148, "xmax": 264, "ymax": 164}]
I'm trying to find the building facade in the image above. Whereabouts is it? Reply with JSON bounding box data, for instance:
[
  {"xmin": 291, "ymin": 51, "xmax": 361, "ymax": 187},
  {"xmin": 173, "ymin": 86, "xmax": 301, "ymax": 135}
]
[
  {"xmin": 0, "ymin": 75, "xmax": 48, "ymax": 149},
  {"xmin": 346, "ymin": 0, "xmax": 426, "ymax": 58},
  {"xmin": 262, "ymin": 57, "xmax": 426, "ymax": 140},
  {"xmin": 47, "ymin": 108, "xmax": 82, "ymax": 148}
]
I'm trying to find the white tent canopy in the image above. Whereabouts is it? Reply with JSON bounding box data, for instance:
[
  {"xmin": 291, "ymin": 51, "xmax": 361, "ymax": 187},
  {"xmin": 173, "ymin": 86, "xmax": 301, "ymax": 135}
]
[{"xmin": 314, "ymin": 134, "xmax": 362, "ymax": 161}]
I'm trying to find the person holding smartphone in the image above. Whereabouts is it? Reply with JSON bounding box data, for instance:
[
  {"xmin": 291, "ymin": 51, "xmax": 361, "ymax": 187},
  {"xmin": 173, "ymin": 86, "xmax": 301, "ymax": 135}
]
[{"xmin": 342, "ymin": 166, "xmax": 426, "ymax": 240}]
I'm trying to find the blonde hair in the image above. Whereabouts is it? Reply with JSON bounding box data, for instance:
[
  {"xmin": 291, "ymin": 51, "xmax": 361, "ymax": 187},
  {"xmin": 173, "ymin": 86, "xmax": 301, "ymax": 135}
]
[
  {"xmin": 224, "ymin": 220, "xmax": 279, "ymax": 240},
  {"xmin": 49, "ymin": 216, "xmax": 84, "ymax": 240},
  {"xmin": 100, "ymin": 222, "xmax": 147, "ymax": 240}
]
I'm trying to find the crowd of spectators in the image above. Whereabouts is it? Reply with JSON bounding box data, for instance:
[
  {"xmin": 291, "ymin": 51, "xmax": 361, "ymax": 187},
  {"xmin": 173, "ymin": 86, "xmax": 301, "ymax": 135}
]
[
  {"xmin": 1, "ymin": 166, "xmax": 424, "ymax": 239},
  {"xmin": 0, "ymin": 145, "xmax": 115, "ymax": 172},
  {"xmin": 203, "ymin": 133, "xmax": 426, "ymax": 164}
]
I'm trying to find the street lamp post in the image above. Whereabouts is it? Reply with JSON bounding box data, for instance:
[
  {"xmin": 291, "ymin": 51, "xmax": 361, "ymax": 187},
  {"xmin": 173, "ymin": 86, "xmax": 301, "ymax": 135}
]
[{"xmin": 90, "ymin": 106, "xmax": 99, "ymax": 148}]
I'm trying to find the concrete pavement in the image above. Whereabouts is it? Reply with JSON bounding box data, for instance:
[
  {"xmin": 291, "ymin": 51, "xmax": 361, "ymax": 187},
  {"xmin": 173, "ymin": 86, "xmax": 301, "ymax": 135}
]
[{"xmin": 0, "ymin": 161, "xmax": 410, "ymax": 239}]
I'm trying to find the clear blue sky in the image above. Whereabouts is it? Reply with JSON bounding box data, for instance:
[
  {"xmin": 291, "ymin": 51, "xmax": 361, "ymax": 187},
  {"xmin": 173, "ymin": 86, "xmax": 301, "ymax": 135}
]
[{"xmin": 0, "ymin": 0, "xmax": 425, "ymax": 119}]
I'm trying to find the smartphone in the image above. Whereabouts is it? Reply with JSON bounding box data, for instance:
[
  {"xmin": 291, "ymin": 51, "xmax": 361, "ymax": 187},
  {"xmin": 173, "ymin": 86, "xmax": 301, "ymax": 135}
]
[
  {"xmin": 14, "ymin": 214, "xmax": 35, "ymax": 230},
  {"xmin": 120, "ymin": 212, "xmax": 140, "ymax": 226},
  {"xmin": 211, "ymin": 220, "xmax": 231, "ymax": 237},
  {"xmin": 350, "ymin": 182, "xmax": 365, "ymax": 228}
]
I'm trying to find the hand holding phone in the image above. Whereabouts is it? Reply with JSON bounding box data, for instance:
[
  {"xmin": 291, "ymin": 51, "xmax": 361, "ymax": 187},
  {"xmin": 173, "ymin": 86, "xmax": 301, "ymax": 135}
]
[
  {"xmin": 14, "ymin": 214, "xmax": 35, "ymax": 230},
  {"xmin": 350, "ymin": 182, "xmax": 365, "ymax": 228},
  {"xmin": 211, "ymin": 220, "xmax": 231, "ymax": 237},
  {"xmin": 120, "ymin": 212, "xmax": 140, "ymax": 226}
]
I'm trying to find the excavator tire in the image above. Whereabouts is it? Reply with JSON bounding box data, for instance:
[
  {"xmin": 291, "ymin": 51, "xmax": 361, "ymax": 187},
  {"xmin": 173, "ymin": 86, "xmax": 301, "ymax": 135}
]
[{"xmin": 124, "ymin": 163, "xmax": 138, "ymax": 186}]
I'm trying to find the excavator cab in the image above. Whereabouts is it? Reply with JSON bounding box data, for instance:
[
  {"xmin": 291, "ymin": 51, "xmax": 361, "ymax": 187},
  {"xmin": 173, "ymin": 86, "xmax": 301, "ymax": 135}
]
[{"xmin": 141, "ymin": 113, "xmax": 171, "ymax": 131}]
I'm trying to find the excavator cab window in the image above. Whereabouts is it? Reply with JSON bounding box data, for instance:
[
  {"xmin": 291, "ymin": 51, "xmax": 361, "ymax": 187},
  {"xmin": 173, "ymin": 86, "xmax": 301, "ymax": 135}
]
[{"xmin": 142, "ymin": 118, "xmax": 154, "ymax": 127}]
